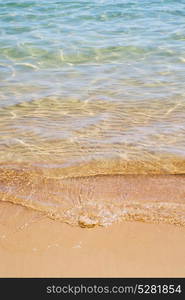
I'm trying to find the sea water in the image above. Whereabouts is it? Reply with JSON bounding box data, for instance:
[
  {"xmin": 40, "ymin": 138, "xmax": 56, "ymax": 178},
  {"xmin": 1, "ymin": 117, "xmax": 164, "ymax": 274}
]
[{"xmin": 0, "ymin": 0, "xmax": 185, "ymax": 226}]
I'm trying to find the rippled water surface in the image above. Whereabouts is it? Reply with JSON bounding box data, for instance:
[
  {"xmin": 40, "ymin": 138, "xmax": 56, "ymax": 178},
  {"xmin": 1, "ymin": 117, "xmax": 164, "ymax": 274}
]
[{"xmin": 0, "ymin": 0, "xmax": 185, "ymax": 226}]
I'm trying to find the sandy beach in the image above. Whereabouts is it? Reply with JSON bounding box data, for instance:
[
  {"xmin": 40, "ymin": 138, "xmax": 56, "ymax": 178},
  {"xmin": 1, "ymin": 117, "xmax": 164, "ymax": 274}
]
[
  {"xmin": 1, "ymin": 0, "xmax": 185, "ymax": 281},
  {"xmin": 0, "ymin": 198, "xmax": 185, "ymax": 278},
  {"xmin": 0, "ymin": 174, "xmax": 185, "ymax": 277}
]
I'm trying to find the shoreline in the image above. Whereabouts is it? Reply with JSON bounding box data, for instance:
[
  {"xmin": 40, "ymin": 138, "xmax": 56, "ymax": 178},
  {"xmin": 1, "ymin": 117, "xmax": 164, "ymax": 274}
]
[
  {"xmin": 0, "ymin": 201, "xmax": 185, "ymax": 277},
  {"xmin": 0, "ymin": 174, "xmax": 185, "ymax": 277},
  {"xmin": 0, "ymin": 172, "xmax": 185, "ymax": 227}
]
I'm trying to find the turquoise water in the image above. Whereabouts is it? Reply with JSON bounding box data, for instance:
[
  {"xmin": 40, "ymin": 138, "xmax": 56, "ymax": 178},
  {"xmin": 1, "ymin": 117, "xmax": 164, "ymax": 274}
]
[
  {"xmin": 0, "ymin": 0, "xmax": 185, "ymax": 174},
  {"xmin": 1, "ymin": 0, "xmax": 185, "ymax": 104}
]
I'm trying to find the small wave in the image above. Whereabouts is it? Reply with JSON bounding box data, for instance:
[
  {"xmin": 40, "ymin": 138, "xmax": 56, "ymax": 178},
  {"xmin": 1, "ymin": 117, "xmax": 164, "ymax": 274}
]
[{"xmin": 0, "ymin": 166, "xmax": 185, "ymax": 228}]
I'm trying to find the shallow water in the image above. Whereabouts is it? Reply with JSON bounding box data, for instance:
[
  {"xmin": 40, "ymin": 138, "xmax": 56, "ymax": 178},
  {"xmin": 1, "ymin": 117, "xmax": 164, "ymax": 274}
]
[
  {"xmin": 1, "ymin": 170, "xmax": 185, "ymax": 227},
  {"xmin": 0, "ymin": 1, "xmax": 185, "ymax": 226}
]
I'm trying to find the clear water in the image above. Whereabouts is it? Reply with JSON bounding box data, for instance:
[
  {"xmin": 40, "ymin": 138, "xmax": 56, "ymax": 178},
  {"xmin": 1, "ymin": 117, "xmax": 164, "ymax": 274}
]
[{"xmin": 0, "ymin": 0, "xmax": 185, "ymax": 226}]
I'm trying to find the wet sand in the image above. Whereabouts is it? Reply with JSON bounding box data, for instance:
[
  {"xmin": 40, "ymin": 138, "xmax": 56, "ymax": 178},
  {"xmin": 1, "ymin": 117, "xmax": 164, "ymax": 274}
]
[
  {"xmin": 1, "ymin": 170, "xmax": 185, "ymax": 227},
  {"xmin": 0, "ymin": 199, "xmax": 185, "ymax": 277},
  {"xmin": 0, "ymin": 173, "xmax": 185, "ymax": 277}
]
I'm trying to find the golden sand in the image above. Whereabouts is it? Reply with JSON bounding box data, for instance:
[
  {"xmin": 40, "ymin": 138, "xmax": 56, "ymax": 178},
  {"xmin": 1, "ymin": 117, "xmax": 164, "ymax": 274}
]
[
  {"xmin": 0, "ymin": 201, "xmax": 185, "ymax": 277},
  {"xmin": 0, "ymin": 167, "xmax": 185, "ymax": 227}
]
